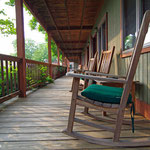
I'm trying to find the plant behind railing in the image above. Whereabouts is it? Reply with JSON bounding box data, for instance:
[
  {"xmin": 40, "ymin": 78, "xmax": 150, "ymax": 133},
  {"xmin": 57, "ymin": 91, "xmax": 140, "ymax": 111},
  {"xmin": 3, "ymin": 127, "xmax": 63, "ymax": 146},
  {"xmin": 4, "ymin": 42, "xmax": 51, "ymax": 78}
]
[
  {"xmin": 26, "ymin": 62, "xmax": 53, "ymax": 88},
  {"xmin": 0, "ymin": 54, "xmax": 67, "ymax": 102},
  {"xmin": 0, "ymin": 60, "xmax": 19, "ymax": 97}
]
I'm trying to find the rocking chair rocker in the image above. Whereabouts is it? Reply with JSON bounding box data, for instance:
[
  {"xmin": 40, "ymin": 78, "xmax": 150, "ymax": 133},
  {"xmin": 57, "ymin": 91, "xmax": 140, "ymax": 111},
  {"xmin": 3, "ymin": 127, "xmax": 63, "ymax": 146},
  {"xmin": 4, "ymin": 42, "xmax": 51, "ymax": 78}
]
[{"xmin": 64, "ymin": 11, "xmax": 150, "ymax": 147}]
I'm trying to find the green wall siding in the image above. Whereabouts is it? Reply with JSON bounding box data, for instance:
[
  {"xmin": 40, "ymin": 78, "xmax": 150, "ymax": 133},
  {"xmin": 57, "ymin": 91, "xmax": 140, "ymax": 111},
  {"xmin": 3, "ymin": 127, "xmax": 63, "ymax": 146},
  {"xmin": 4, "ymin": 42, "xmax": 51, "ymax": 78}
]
[{"xmin": 92, "ymin": 0, "xmax": 150, "ymax": 104}]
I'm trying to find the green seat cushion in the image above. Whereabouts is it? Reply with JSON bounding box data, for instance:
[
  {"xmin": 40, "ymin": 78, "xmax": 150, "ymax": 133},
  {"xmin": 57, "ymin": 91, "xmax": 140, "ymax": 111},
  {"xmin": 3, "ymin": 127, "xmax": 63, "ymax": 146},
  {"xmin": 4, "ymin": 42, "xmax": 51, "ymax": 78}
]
[{"xmin": 81, "ymin": 84, "xmax": 132, "ymax": 104}]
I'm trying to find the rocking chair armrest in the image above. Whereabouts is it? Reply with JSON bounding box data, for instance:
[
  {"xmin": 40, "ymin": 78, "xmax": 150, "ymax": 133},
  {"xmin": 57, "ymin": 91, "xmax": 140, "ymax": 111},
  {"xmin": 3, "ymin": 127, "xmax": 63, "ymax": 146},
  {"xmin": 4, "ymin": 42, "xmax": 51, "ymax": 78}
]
[
  {"xmin": 73, "ymin": 69, "xmax": 88, "ymax": 73},
  {"xmin": 85, "ymin": 71, "xmax": 126, "ymax": 79},
  {"xmin": 66, "ymin": 72, "xmax": 127, "ymax": 84}
]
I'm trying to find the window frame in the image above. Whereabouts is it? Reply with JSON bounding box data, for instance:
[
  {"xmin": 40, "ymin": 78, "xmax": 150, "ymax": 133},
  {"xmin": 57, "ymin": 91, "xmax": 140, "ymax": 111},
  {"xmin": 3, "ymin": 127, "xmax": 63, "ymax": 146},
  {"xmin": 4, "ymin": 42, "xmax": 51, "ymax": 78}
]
[
  {"xmin": 93, "ymin": 12, "xmax": 108, "ymax": 59},
  {"xmin": 120, "ymin": 0, "xmax": 150, "ymax": 58}
]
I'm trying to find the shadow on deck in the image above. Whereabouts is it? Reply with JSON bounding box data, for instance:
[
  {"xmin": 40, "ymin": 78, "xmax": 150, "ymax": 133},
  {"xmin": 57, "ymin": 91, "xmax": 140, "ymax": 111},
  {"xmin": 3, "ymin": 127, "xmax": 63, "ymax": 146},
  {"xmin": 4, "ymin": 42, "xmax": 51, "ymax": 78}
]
[{"xmin": 0, "ymin": 76, "xmax": 150, "ymax": 150}]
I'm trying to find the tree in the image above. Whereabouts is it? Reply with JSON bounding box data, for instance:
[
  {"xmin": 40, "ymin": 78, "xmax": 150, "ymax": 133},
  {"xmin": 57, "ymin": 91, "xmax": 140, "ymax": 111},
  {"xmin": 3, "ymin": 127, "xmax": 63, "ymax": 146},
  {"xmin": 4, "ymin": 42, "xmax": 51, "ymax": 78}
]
[
  {"xmin": 4, "ymin": 0, "xmax": 62, "ymax": 63},
  {"xmin": 33, "ymin": 43, "xmax": 48, "ymax": 62},
  {"xmin": 0, "ymin": 9, "xmax": 16, "ymax": 36},
  {"xmin": 12, "ymin": 39, "xmax": 39, "ymax": 60}
]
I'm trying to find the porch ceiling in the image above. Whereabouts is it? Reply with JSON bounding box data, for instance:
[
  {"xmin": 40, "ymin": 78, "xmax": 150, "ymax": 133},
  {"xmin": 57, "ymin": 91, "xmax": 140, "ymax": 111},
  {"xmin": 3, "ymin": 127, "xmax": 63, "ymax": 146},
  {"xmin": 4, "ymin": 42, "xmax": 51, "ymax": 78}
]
[{"xmin": 23, "ymin": 0, "xmax": 103, "ymax": 62}]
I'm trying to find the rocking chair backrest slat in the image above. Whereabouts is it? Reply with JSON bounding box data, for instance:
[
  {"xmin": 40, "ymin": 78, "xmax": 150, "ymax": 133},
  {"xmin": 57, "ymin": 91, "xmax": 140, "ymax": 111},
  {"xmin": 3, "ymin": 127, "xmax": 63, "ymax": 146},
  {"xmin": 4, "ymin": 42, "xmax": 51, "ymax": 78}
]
[
  {"xmin": 97, "ymin": 46, "xmax": 115, "ymax": 74},
  {"xmin": 88, "ymin": 51, "xmax": 98, "ymax": 71}
]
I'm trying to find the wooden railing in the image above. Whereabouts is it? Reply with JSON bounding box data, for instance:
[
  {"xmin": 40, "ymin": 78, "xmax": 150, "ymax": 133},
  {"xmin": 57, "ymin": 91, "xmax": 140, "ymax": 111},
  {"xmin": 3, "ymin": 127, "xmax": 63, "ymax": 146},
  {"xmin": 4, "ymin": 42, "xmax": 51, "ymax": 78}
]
[
  {"xmin": 0, "ymin": 54, "xmax": 67, "ymax": 103},
  {"xmin": 26, "ymin": 59, "xmax": 49, "ymax": 90},
  {"xmin": 52, "ymin": 64, "xmax": 67, "ymax": 79},
  {"xmin": 0, "ymin": 54, "xmax": 21, "ymax": 103}
]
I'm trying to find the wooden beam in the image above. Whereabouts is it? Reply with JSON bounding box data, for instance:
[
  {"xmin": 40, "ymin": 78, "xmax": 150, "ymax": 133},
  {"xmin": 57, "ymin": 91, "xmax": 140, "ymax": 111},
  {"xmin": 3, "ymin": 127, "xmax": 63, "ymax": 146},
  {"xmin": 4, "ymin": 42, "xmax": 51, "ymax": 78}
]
[
  {"xmin": 62, "ymin": 48, "xmax": 83, "ymax": 51},
  {"xmin": 48, "ymin": 33, "xmax": 52, "ymax": 77},
  {"xmin": 42, "ymin": 0, "xmax": 66, "ymax": 49},
  {"xmin": 15, "ymin": 0, "xmax": 26, "ymax": 97},
  {"xmin": 78, "ymin": 0, "xmax": 87, "ymax": 47},
  {"xmin": 47, "ymin": 25, "xmax": 93, "ymax": 31},
  {"xmin": 62, "ymin": 52, "xmax": 64, "ymax": 66},
  {"xmin": 57, "ymin": 46, "xmax": 60, "ymax": 65},
  {"xmin": 63, "ymin": 50, "xmax": 82, "ymax": 53},
  {"xmin": 56, "ymin": 41, "xmax": 86, "ymax": 44}
]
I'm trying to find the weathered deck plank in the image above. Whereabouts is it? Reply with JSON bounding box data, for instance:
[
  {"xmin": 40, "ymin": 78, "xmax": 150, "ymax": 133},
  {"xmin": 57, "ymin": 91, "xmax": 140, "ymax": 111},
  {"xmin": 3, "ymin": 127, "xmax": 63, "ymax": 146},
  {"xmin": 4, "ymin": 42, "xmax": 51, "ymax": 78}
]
[{"xmin": 0, "ymin": 76, "xmax": 150, "ymax": 150}]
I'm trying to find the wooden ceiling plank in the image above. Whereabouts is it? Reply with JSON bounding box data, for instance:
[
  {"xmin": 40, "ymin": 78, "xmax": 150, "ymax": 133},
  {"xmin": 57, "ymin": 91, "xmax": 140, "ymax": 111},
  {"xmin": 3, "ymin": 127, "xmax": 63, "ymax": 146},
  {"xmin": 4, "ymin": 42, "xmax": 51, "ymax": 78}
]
[
  {"xmin": 47, "ymin": 25, "xmax": 92, "ymax": 31},
  {"xmin": 78, "ymin": 0, "xmax": 87, "ymax": 47},
  {"xmin": 42, "ymin": 0, "xmax": 66, "ymax": 49},
  {"xmin": 56, "ymin": 41, "xmax": 86, "ymax": 44}
]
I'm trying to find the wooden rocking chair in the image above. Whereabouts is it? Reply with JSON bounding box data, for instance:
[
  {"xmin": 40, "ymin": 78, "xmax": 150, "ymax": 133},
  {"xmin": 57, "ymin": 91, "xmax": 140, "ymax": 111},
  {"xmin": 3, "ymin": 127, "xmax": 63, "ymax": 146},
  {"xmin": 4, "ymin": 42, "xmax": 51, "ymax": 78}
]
[
  {"xmin": 64, "ymin": 11, "xmax": 150, "ymax": 147},
  {"xmin": 70, "ymin": 51, "xmax": 98, "ymax": 92},
  {"xmin": 83, "ymin": 46, "xmax": 115, "ymax": 114}
]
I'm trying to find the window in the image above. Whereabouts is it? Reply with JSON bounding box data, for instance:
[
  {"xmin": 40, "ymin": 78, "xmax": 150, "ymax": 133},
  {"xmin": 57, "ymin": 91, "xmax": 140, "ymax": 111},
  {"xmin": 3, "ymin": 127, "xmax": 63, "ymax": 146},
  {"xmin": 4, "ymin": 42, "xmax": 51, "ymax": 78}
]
[
  {"xmin": 123, "ymin": 0, "xmax": 136, "ymax": 50},
  {"xmin": 98, "ymin": 22, "xmax": 107, "ymax": 52},
  {"xmin": 142, "ymin": 0, "xmax": 150, "ymax": 46},
  {"xmin": 97, "ymin": 13, "xmax": 108, "ymax": 58},
  {"xmin": 122, "ymin": 0, "xmax": 150, "ymax": 51},
  {"xmin": 92, "ymin": 35, "xmax": 97, "ymax": 57}
]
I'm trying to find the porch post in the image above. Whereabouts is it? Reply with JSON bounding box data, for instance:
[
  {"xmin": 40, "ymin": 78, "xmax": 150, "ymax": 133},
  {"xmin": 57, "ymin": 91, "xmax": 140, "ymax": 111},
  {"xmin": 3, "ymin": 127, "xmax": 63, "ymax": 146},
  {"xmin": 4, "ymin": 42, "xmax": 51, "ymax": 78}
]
[
  {"xmin": 15, "ymin": 0, "xmax": 26, "ymax": 97},
  {"xmin": 48, "ymin": 33, "xmax": 52, "ymax": 78},
  {"xmin": 67, "ymin": 59, "xmax": 70, "ymax": 72},
  {"xmin": 57, "ymin": 46, "xmax": 60, "ymax": 65},
  {"xmin": 62, "ymin": 52, "xmax": 64, "ymax": 66}
]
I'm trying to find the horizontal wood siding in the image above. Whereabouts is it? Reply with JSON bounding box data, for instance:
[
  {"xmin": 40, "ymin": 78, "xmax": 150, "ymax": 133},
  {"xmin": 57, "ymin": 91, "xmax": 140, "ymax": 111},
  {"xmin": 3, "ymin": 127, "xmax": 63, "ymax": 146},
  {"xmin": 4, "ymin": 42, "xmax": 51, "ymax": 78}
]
[
  {"xmin": 91, "ymin": 0, "xmax": 150, "ymax": 108},
  {"xmin": 124, "ymin": 53, "xmax": 149, "ymax": 104}
]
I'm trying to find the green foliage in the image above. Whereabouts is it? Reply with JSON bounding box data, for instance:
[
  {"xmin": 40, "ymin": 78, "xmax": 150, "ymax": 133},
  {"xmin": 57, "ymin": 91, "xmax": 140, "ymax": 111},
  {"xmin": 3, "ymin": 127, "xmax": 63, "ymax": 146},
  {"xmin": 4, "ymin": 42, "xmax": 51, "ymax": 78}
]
[
  {"xmin": 0, "ymin": 18, "xmax": 16, "ymax": 35},
  {"xmin": 12, "ymin": 39, "xmax": 38, "ymax": 59},
  {"xmin": 0, "ymin": 9, "xmax": 6, "ymax": 16},
  {"xmin": 32, "ymin": 43, "xmax": 48, "ymax": 62},
  {"xmin": 37, "ymin": 65, "xmax": 53, "ymax": 84},
  {"xmin": 12, "ymin": 39, "xmax": 62, "ymax": 63},
  {"xmin": 5, "ymin": 0, "xmax": 15, "ymax": 6},
  {"xmin": 0, "ymin": 1, "xmax": 16, "ymax": 36},
  {"xmin": 46, "ymin": 76, "xmax": 53, "ymax": 83},
  {"xmin": 124, "ymin": 34, "xmax": 136, "ymax": 50},
  {"xmin": 29, "ymin": 17, "xmax": 38, "ymax": 30},
  {"xmin": 0, "ymin": 7, "xmax": 16, "ymax": 36},
  {"xmin": 0, "ymin": 62, "xmax": 19, "ymax": 97}
]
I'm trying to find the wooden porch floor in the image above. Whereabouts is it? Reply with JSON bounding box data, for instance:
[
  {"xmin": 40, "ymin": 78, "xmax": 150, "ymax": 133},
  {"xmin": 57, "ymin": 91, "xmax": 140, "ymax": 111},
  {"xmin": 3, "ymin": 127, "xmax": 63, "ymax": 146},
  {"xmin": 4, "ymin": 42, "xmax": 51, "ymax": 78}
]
[{"xmin": 0, "ymin": 76, "xmax": 150, "ymax": 150}]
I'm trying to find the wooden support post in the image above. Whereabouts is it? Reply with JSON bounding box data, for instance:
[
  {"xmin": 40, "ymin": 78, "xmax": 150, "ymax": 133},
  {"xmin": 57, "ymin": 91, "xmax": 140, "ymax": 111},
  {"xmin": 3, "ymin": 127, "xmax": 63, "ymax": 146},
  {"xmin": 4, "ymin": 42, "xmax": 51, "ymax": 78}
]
[
  {"xmin": 67, "ymin": 59, "xmax": 70, "ymax": 72},
  {"xmin": 48, "ymin": 33, "xmax": 52, "ymax": 78},
  {"xmin": 57, "ymin": 46, "xmax": 60, "ymax": 65},
  {"xmin": 62, "ymin": 52, "xmax": 64, "ymax": 66},
  {"xmin": 15, "ymin": 0, "xmax": 26, "ymax": 97}
]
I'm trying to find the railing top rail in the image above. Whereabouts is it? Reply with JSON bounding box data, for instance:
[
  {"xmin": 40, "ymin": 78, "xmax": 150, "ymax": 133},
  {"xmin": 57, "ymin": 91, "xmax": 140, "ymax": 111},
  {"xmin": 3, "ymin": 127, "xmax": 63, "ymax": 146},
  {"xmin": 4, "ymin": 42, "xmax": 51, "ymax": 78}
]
[
  {"xmin": 0, "ymin": 54, "xmax": 22, "ymax": 62},
  {"xmin": 51, "ymin": 64, "xmax": 67, "ymax": 67},
  {"xmin": 26, "ymin": 59, "xmax": 49, "ymax": 66}
]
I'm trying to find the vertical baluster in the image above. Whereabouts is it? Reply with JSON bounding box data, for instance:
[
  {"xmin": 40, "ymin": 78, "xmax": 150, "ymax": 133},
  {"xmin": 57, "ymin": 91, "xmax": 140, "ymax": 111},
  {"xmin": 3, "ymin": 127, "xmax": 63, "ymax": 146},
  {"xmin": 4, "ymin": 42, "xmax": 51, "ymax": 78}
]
[
  {"xmin": 13, "ymin": 61, "xmax": 17, "ymax": 91},
  {"xmin": 6, "ymin": 60, "xmax": 9, "ymax": 94},
  {"xmin": 29, "ymin": 63, "xmax": 31, "ymax": 86},
  {"xmin": 10, "ymin": 61, "xmax": 13, "ymax": 92},
  {"xmin": 1, "ymin": 60, "xmax": 5, "ymax": 96},
  {"xmin": 33, "ymin": 63, "xmax": 35, "ymax": 84},
  {"xmin": 38, "ymin": 64, "xmax": 40, "ymax": 81},
  {"xmin": 36, "ymin": 64, "xmax": 38, "ymax": 83},
  {"xmin": 27, "ymin": 63, "xmax": 29, "ymax": 87}
]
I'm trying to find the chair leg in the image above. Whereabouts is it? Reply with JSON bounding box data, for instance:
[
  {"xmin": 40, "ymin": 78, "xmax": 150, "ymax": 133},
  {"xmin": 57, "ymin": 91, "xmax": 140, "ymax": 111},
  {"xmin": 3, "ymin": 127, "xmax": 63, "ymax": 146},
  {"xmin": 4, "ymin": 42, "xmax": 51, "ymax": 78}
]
[
  {"xmin": 69, "ymin": 78, "xmax": 74, "ymax": 92},
  {"xmin": 67, "ymin": 77, "xmax": 80, "ymax": 133},
  {"xmin": 102, "ymin": 111, "xmax": 107, "ymax": 116},
  {"xmin": 113, "ymin": 86, "xmax": 130, "ymax": 142},
  {"xmin": 83, "ymin": 107, "xmax": 89, "ymax": 114},
  {"xmin": 67, "ymin": 98, "xmax": 77, "ymax": 133}
]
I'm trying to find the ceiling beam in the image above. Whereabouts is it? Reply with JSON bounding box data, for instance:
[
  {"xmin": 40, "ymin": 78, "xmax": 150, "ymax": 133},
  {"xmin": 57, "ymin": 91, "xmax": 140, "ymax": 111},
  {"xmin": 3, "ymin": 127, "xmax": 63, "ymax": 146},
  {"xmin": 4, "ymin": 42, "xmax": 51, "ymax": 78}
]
[
  {"xmin": 56, "ymin": 40, "xmax": 86, "ymax": 44},
  {"xmin": 62, "ymin": 48, "xmax": 83, "ymax": 50},
  {"xmin": 63, "ymin": 50, "xmax": 82, "ymax": 53},
  {"xmin": 47, "ymin": 25, "xmax": 93, "ymax": 31},
  {"xmin": 78, "ymin": 0, "xmax": 86, "ymax": 48},
  {"xmin": 42, "ymin": 0, "xmax": 66, "ymax": 49}
]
